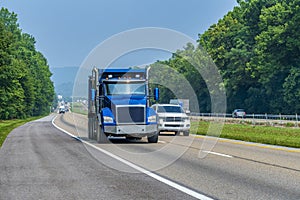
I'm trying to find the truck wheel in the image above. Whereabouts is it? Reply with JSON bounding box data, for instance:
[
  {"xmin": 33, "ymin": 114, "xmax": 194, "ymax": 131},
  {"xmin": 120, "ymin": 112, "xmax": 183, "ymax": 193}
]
[
  {"xmin": 148, "ymin": 132, "xmax": 158, "ymax": 143},
  {"xmin": 183, "ymin": 131, "xmax": 190, "ymax": 136},
  {"xmin": 97, "ymin": 125, "xmax": 108, "ymax": 143}
]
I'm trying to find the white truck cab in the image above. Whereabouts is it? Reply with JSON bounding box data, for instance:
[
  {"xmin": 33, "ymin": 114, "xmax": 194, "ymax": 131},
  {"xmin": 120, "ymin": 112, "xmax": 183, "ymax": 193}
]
[{"xmin": 151, "ymin": 104, "xmax": 190, "ymax": 136}]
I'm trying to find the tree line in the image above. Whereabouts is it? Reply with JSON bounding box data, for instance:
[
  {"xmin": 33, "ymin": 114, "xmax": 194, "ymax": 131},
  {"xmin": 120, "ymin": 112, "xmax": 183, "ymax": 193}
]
[
  {"xmin": 0, "ymin": 8, "xmax": 54, "ymax": 119},
  {"xmin": 152, "ymin": 0, "xmax": 300, "ymax": 114}
]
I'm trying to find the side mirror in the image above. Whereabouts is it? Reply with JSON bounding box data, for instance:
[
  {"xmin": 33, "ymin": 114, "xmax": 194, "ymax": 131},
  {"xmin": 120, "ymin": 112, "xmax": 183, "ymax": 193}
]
[{"xmin": 154, "ymin": 88, "xmax": 159, "ymax": 101}]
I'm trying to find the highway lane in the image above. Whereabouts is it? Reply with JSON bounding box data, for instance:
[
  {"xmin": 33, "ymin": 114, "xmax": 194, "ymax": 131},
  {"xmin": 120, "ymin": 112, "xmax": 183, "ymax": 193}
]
[
  {"xmin": 0, "ymin": 115, "xmax": 197, "ymax": 200},
  {"xmin": 56, "ymin": 112, "xmax": 300, "ymax": 200}
]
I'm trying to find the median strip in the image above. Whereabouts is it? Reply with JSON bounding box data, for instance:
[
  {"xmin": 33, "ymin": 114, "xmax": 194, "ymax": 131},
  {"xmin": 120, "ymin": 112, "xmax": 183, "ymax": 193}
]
[
  {"xmin": 191, "ymin": 121, "xmax": 300, "ymax": 149},
  {"xmin": 194, "ymin": 135, "xmax": 300, "ymax": 153}
]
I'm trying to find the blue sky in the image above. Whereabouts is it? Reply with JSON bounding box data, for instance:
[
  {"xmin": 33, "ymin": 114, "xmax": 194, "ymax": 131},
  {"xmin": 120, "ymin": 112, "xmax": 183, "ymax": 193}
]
[{"xmin": 1, "ymin": 0, "xmax": 237, "ymax": 69}]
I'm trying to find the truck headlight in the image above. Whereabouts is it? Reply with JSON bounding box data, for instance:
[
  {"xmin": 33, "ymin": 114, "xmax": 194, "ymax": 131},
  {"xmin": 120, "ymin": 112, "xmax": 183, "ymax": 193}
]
[
  {"xmin": 183, "ymin": 117, "xmax": 189, "ymax": 121},
  {"xmin": 103, "ymin": 116, "xmax": 114, "ymax": 123},
  {"xmin": 159, "ymin": 117, "xmax": 165, "ymax": 122},
  {"xmin": 148, "ymin": 115, "xmax": 157, "ymax": 123}
]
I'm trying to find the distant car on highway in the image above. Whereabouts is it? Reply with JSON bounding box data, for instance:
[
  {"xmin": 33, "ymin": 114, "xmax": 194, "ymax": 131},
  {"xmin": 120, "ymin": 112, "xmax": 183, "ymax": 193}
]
[
  {"xmin": 151, "ymin": 104, "xmax": 190, "ymax": 136},
  {"xmin": 232, "ymin": 109, "xmax": 246, "ymax": 118},
  {"xmin": 58, "ymin": 107, "xmax": 65, "ymax": 114}
]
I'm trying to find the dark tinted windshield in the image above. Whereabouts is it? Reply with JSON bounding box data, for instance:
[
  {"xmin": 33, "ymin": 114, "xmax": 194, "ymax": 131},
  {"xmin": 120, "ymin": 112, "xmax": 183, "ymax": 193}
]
[
  {"xmin": 157, "ymin": 106, "xmax": 184, "ymax": 113},
  {"xmin": 105, "ymin": 82, "xmax": 146, "ymax": 95}
]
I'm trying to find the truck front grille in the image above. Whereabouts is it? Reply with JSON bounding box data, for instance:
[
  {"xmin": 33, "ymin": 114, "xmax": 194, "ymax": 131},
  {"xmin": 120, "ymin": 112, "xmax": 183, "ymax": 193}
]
[
  {"xmin": 165, "ymin": 124, "xmax": 184, "ymax": 127},
  {"xmin": 116, "ymin": 106, "xmax": 145, "ymax": 124},
  {"xmin": 165, "ymin": 117, "xmax": 183, "ymax": 122}
]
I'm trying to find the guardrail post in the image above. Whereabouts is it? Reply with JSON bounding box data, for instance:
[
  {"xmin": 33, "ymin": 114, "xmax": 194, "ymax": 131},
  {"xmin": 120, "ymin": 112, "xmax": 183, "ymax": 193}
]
[
  {"xmin": 279, "ymin": 113, "xmax": 281, "ymax": 126},
  {"xmin": 252, "ymin": 113, "xmax": 255, "ymax": 126},
  {"xmin": 296, "ymin": 113, "xmax": 298, "ymax": 127}
]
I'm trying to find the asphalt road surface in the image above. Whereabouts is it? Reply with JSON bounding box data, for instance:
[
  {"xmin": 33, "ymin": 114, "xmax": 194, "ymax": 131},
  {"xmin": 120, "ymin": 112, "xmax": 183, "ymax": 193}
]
[
  {"xmin": 0, "ymin": 115, "xmax": 197, "ymax": 200},
  {"xmin": 1, "ymin": 113, "xmax": 300, "ymax": 200}
]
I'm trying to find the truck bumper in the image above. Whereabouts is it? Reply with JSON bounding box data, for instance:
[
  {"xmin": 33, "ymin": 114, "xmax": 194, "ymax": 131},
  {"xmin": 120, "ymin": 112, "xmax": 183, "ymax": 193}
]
[
  {"xmin": 104, "ymin": 124, "xmax": 157, "ymax": 137},
  {"xmin": 158, "ymin": 122, "xmax": 190, "ymax": 132}
]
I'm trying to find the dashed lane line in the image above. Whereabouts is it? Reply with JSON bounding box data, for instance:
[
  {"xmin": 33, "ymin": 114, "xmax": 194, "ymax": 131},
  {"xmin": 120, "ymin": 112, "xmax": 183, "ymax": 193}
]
[{"xmin": 202, "ymin": 151, "xmax": 233, "ymax": 158}]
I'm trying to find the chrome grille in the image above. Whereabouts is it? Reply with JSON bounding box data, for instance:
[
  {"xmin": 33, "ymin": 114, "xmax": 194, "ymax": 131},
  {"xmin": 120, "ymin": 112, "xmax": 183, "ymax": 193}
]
[
  {"xmin": 165, "ymin": 124, "xmax": 184, "ymax": 127},
  {"xmin": 165, "ymin": 117, "xmax": 183, "ymax": 122},
  {"xmin": 116, "ymin": 106, "xmax": 145, "ymax": 124}
]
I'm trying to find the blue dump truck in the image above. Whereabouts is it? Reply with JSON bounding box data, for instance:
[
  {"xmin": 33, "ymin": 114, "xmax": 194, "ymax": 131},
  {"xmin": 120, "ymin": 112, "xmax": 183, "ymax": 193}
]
[{"xmin": 88, "ymin": 67, "xmax": 159, "ymax": 143}]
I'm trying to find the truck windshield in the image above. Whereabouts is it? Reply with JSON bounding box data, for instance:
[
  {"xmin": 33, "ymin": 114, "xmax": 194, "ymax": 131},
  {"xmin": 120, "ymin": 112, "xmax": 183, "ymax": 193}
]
[
  {"xmin": 105, "ymin": 82, "xmax": 146, "ymax": 95},
  {"xmin": 157, "ymin": 106, "xmax": 184, "ymax": 113}
]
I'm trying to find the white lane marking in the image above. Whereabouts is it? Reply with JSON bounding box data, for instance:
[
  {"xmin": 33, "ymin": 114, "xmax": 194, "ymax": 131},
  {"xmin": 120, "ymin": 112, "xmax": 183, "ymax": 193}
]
[
  {"xmin": 202, "ymin": 150, "xmax": 233, "ymax": 158},
  {"xmin": 51, "ymin": 116, "xmax": 214, "ymax": 200}
]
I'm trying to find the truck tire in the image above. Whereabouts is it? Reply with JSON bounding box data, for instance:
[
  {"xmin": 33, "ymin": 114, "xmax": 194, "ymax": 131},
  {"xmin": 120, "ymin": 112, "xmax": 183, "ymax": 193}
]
[
  {"xmin": 148, "ymin": 132, "xmax": 158, "ymax": 143},
  {"xmin": 97, "ymin": 125, "xmax": 108, "ymax": 143},
  {"xmin": 183, "ymin": 131, "xmax": 189, "ymax": 136}
]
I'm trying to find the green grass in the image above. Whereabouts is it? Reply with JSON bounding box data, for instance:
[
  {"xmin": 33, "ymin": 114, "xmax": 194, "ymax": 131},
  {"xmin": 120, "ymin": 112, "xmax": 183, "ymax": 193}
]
[
  {"xmin": 0, "ymin": 116, "xmax": 41, "ymax": 147},
  {"xmin": 71, "ymin": 102, "xmax": 88, "ymax": 115},
  {"xmin": 191, "ymin": 121, "xmax": 300, "ymax": 148}
]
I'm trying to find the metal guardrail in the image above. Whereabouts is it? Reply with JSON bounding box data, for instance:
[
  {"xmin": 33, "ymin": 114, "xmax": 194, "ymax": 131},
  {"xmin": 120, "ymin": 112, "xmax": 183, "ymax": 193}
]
[
  {"xmin": 190, "ymin": 112, "xmax": 300, "ymax": 127},
  {"xmin": 190, "ymin": 112, "xmax": 300, "ymax": 120}
]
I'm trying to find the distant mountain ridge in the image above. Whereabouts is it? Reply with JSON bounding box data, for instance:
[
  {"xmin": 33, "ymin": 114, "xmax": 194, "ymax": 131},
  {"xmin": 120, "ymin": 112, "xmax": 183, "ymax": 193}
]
[{"xmin": 50, "ymin": 66, "xmax": 78, "ymax": 99}]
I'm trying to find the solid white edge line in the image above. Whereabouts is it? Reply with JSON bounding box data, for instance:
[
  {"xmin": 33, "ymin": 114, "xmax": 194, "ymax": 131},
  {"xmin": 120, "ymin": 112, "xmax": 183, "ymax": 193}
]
[
  {"xmin": 51, "ymin": 115, "xmax": 214, "ymax": 200},
  {"xmin": 203, "ymin": 151, "xmax": 233, "ymax": 158}
]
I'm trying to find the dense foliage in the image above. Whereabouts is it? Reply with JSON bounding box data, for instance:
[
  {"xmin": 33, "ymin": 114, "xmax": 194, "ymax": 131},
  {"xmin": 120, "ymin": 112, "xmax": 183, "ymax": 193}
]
[
  {"xmin": 153, "ymin": 0, "xmax": 300, "ymax": 114},
  {"xmin": 0, "ymin": 8, "xmax": 54, "ymax": 119}
]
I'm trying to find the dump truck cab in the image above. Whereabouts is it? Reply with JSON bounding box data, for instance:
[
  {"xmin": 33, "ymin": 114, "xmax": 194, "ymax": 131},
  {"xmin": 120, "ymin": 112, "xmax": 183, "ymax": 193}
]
[{"xmin": 88, "ymin": 68, "xmax": 159, "ymax": 143}]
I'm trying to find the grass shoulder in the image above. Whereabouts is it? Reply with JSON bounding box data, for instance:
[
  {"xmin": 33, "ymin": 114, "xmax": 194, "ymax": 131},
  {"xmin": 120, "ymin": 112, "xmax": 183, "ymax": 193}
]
[
  {"xmin": 0, "ymin": 116, "xmax": 42, "ymax": 147},
  {"xmin": 191, "ymin": 121, "xmax": 300, "ymax": 148}
]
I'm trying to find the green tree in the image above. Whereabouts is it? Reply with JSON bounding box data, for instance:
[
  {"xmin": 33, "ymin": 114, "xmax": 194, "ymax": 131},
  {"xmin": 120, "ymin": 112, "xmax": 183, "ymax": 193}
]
[
  {"xmin": 150, "ymin": 43, "xmax": 211, "ymax": 113},
  {"xmin": 283, "ymin": 68, "xmax": 300, "ymax": 112},
  {"xmin": 198, "ymin": 0, "xmax": 300, "ymax": 114},
  {"xmin": 0, "ymin": 9, "xmax": 26, "ymax": 119},
  {"xmin": 249, "ymin": 0, "xmax": 300, "ymax": 113},
  {"xmin": 0, "ymin": 7, "xmax": 54, "ymax": 119}
]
